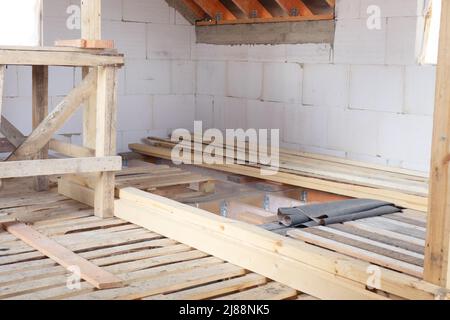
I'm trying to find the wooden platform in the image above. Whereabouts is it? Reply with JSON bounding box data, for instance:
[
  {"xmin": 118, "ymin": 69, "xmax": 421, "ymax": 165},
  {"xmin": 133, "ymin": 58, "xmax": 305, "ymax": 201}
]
[
  {"xmin": 0, "ymin": 180, "xmax": 308, "ymax": 300},
  {"xmin": 288, "ymin": 210, "xmax": 426, "ymax": 278}
]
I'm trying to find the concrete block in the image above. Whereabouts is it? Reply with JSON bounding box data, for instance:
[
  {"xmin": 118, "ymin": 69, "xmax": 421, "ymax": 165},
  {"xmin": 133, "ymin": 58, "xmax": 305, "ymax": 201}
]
[
  {"xmin": 44, "ymin": 0, "xmax": 70, "ymax": 18},
  {"xmin": 404, "ymin": 65, "xmax": 436, "ymax": 116},
  {"xmin": 248, "ymin": 45, "xmax": 287, "ymax": 62},
  {"xmin": 48, "ymin": 67, "xmax": 75, "ymax": 97},
  {"xmin": 246, "ymin": 100, "xmax": 284, "ymax": 131},
  {"xmin": 334, "ymin": 18, "xmax": 387, "ymax": 65},
  {"xmin": 378, "ymin": 113, "xmax": 432, "ymax": 165},
  {"xmin": 213, "ymin": 96, "xmax": 247, "ymax": 131},
  {"xmin": 117, "ymin": 95, "xmax": 153, "ymax": 131},
  {"xmin": 147, "ymin": 24, "xmax": 193, "ymax": 60},
  {"xmin": 284, "ymin": 104, "xmax": 328, "ymax": 148},
  {"xmin": 227, "ymin": 62, "xmax": 263, "ymax": 100},
  {"xmin": 359, "ymin": 0, "xmax": 425, "ymax": 18},
  {"xmin": 42, "ymin": 17, "xmax": 79, "ymax": 46},
  {"xmin": 386, "ymin": 16, "xmax": 424, "ymax": 65},
  {"xmin": 153, "ymin": 95, "xmax": 195, "ymax": 131},
  {"xmin": 17, "ymin": 66, "xmax": 32, "ymax": 97},
  {"xmin": 125, "ymin": 59, "xmax": 171, "ymax": 95},
  {"xmin": 4, "ymin": 66, "xmax": 19, "ymax": 97},
  {"xmin": 349, "ymin": 65, "xmax": 404, "ymax": 113},
  {"xmin": 262, "ymin": 63, "xmax": 302, "ymax": 104},
  {"xmin": 286, "ymin": 44, "xmax": 332, "ymax": 64},
  {"xmin": 171, "ymin": 60, "xmax": 195, "ymax": 95},
  {"xmin": 303, "ymin": 64, "xmax": 349, "ymax": 108},
  {"xmin": 327, "ymin": 108, "xmax": 380, "ymax": 156},
  {"xmin": 195, "ymin": 95, "xmax": 214, "ymax": 129},
  {"xmin": 1, "ymin": 97, "xmax": 32, "ymax": 134},
  {"xmin": 121, "ymin": 130, "xmax": 151, "ymax": 152},
  {"xmin": 193, "ymin": 44, "xmax": 249, "ymax": 61},
  {"xmin": 336, "ymin": 0, "xmax": 362, "ymax": 19},
  {"xmin": 103, "ymin": 21, "xmax": 147, "ymax": 59},
  {"xmin": 196, "ymin": 61, "xmax": 227, "ymax": 96},
  {"xmin": 102, "ymin": 0, "xmax": 123, "ymax": 21},
  {"xmin": 123, "ymin": 0, "xmax": 171, "ymax": 23}
]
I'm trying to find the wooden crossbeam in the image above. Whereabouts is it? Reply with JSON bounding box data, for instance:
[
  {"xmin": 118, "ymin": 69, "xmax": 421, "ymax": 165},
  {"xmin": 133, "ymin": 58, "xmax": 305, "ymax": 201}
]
[
  {"xmin": 274, "ymin": 0, "xmax": 313, "ymax": 16},
  {"xmin": 7, "ymin": 69, "xmax": 97, "ymax": 161},
  {"xmin": 55, "ymin": 39, "xmax": 114, "ymax": 49},
  {"xmin": 424, "ymin": 0, "xmax": 450, "ymax": 289},
  {"xmin": 49, "ymin": 139, "xmax": 95, "ymax": 158},
  {"xmin": 0, "ymin": 116, "xmax": 26, "ymax": 147},
  {"xmin": 192, "ymin": 0, "xmax": 237, "ymax": 20},
  {"xmin": 230, "ymin": 0, "xmax": 272, "ymax": 18},
  {"xmin": 325, "ymin": 0, "xmax": 335, "ymax": 8},
  {"xmin": 0, "ymin": 156, "xmax": 121, "ymax": 179},
  {"xmin": 180, "ymin": 0, "xmax": 208, "ymax": 19},
  {"xmin": 2, "ymin": 222, "xmax": 123, "ymax": 289}
]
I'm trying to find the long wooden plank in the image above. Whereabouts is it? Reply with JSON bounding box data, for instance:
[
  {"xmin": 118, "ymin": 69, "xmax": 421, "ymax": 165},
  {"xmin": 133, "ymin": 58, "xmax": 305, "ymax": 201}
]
[
  {"xmin": 0, "ymin": 49, "xmax": 124, "ymax": 67},
  {"xmin": 216, "ymin": 282, "xmax": 298, "ymax": 300},
  {"xmin": 114, "ymin": 199, "xmax": 382, "ymax": 299},
  {"xmin": 116, "ymin": 188, "xmax": 449, "ymax": 300},
  {"xmin": 130, "ymin": 143, "xmax": 428, "ymax": 211},
  {"xmin": 49, "ymin": 139, "xmax": 95, "ymax": 158},
  {"xmin": 8, "ymin": 70, "xmax": 97, "ymax": 161},
  {"xmin": 424, "ymin": 0, "xmax": 450, "ymax": 288},
  {"xmin": 1, "ymin": 222, "xmax": 123, "ymax": 289},
  {"xmin": 0, "ymin": 156, "xmax": 121, "ymax": 179},
  {"xmin": 32, "ymin": 65, "xmax": 49, "ymax": 191}
]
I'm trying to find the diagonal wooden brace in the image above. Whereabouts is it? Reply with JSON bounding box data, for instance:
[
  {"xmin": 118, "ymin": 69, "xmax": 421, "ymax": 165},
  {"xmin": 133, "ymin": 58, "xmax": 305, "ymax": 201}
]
[{"xmin": 7, "ymin": 69, "xmax": 97, "ymax": 161}]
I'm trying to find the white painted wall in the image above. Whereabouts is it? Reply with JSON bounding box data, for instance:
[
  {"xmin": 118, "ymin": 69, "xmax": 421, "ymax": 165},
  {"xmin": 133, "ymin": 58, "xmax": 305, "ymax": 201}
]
[{"xmin": 1, "ymin": 0, "xmax": 436, "ymax": 173}]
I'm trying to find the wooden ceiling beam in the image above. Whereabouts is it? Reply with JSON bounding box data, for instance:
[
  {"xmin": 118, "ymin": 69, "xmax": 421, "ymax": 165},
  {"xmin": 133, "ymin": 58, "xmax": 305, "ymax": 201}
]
[
  {"xmin": 325, "ymin": 0, "xmax": 336, "ymax": 8},
  {"xmin": 231, "ymin": 0, "xmax": 272, "ymax": 19},
  {"xmin": 274, "ymin": 0, "xmax": 314, "ymax": 17},
  {"xmin": 192, "ymin": 0, "xmax": 237, "ymax": 21},
  {"xmin": 179, "ymin": 0, "xmax": 208, "ymax": 20}
]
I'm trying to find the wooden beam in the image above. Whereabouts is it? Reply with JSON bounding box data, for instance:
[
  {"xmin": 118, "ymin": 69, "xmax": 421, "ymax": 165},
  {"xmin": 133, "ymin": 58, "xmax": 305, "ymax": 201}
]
[
  {"xmin": 0, "ymin": 156, "xmax": 122, "ymax": 179},
  {"xmin": 115, "ymin": 190, "xmax": 384, "ymax": 299},
  {"xmin": 0, "ymin": 65, "xmax": 5, "ymax": 189},
  {"xmin": 49, "ymin": 139, "xmax": 95, "ymax": 158},
  {"xmin": 129, "ymin": 144, "xmax": 428, "ymax": 211},
  {"xmin": 55, "ymin": 39, "xmax": 114, "ymax": 49},
  {"xmin": 94, "ymin": 66, "xmax": 118, "ymax": 218},
  {"xmin": 179, "ymin": 0, "xmax": 208, "ymax": 19},
  {"xmin": 81, "ymin": 0, "xmax": 101, "ymax": 40},
  {"xmin": 32, "ymin": 65, "xmax": 49, "ymax": 191},
  {"xmin": 192, "ymin": 0, "xmax": 237, "ymax": 20},
  {"xmin": 8, "ymin": 70, "xmax": 97, "ymax": 161},
  {"xmin": 230, "ymin": 0, "xmax": 272, "ymax": 18},
  {"xmin": 2, "ymin": 222, "xmax": 123, "ymax": 289},
  {"xmin": 0, "ymin": 138, "xmax": 14, "ymax": 153},
  {"xmin": 115, "ymin": 188, "xmax": 449, "ymax": 300},
  {"xmin": 196, "ymin": 13, "xmax": 334, "ymax": 25},
  {"xmin": 424, "ymin": 0, "xmax": 450, "ymax": 289},
  {"xmin": 274, "ymin": 0, "xmax": 313, "ymax": 16},
  {"xmin": 0, "ymin": 48, "xmax": 124, "ymax": 67},
  {"xmin": 0, "ymin": 116, "xmax": 26, "ymax": 147}
]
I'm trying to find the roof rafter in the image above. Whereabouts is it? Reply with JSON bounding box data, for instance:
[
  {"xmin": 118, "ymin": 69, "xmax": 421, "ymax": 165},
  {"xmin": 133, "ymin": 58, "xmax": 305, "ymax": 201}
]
[
  {"xmin": 231, "ymin": 0, "xmax": 272, "ymax": 19},
  {"xmin": 192, "ymin": 0, "xmax": 237, "ymax": 21},
  {"xmin": 274, "ymin": 0, "xmax": 314, "ymax": 16},
  {"xmin": 179, "ymin": 0, "xmax": 208, "ymax": 20}
]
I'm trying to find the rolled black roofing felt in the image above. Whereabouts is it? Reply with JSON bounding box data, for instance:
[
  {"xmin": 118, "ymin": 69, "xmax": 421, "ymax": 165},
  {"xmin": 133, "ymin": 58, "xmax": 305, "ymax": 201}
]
[{"xmin": 278, "ymin": 199, "xmax": 401, "ymax": 228}]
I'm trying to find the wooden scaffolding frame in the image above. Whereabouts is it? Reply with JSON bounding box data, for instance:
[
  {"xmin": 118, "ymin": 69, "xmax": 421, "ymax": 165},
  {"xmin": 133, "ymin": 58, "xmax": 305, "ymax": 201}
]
[{"xmin": 0, "ymin": 0, "xmax": 124, "ymax": 218}]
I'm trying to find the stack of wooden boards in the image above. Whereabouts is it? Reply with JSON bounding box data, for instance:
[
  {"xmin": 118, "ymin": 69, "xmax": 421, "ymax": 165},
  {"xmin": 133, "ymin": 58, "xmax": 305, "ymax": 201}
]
[
  {"xmin": 289, "ymin": 210, "xmax": 427, "ymax": 278},
  {"xmin": 130, "ymin": 137, "xmax": 429, "ymax": 211},
  {"xmin": 0, "ymin": 187, "xmax": 306, "ymax": 300},
  {"xmin": 58, "ymin": 161, "xmax": 215, "ymax": 207}
]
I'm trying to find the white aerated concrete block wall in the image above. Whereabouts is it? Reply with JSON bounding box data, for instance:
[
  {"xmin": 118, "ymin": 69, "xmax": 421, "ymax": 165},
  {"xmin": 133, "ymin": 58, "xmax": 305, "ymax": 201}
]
[
  {"xmin": 1, "ymin": 0, "xmax": 435, "ymax": 172},
  {"xmin": 193, "ymin": 0, "xmax": 435, "ymax": 172}
]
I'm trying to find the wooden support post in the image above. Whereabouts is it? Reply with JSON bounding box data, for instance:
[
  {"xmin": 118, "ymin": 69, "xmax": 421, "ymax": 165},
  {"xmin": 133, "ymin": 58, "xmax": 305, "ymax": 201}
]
[
  {"xmin": 81, "ymin": 0, "xmax": 101, "ymax": 150},
  {"xmin": 94, "ymin": 66, "xmax": 118, "ymax": 218},
  {"xmin": 0, "ymin": 65, "xmax": 5, "ymax": 190},
  {"xmin": 32, "ymin": 65, "xmax": 49, "ymax": 191},
  {"xmin": 424, "ymin": 0, "xmax": 450, "ymax": 289}
]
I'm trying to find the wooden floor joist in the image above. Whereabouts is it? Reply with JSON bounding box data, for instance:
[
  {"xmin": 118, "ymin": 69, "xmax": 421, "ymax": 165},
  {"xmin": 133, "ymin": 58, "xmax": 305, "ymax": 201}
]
[
  {"xmin": 115, "ymin": 187, "xmax": 449, "ymax": 300},
  {"xmin": 1, "ymin": 222, "xmax": 123, "ymax": 290}
]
